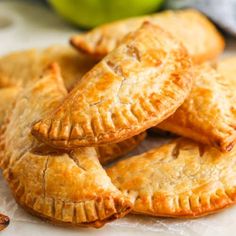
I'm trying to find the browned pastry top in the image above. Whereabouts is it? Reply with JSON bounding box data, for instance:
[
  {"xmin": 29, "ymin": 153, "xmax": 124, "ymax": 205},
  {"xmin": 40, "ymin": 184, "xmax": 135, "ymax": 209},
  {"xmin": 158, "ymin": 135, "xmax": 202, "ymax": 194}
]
[
  {"xmin": 32, "ymin": 22, "xmax": 192, "ymax": 148},
  {"xmin": 107, "ymin": 138, "xmax": 236, "ymax": 218},
  {"xmin": 71, "ymin": 9, "xmax": 224, "ymax": 63},
  {"xmin": 158, "ymin": 61, "xmax": 236, "ymax": 152}
]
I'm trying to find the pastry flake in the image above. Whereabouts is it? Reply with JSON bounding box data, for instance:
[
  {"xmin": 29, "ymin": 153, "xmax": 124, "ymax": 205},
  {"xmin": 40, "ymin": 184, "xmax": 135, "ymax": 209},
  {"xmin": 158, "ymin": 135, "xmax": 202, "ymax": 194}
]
[
  {"xmin": 97, "ymin": 132, "xmax": 146, "ymax": 165},
  {"xmin": 32, "ymin": 22, "xmax": 192, "ymax": 148},
  {"xmin": 71, "ymin": 9, "xmax": 224, "ymax": 63},
  {"xmin": 0, "ymin": 45, "xmax": 96, "ymax": 90},
  {"xmin": 107, "ymin": 138, "xmax": 236, "ymax": 218},
  {"xmin": 157, "ymin": 62, "xmax": 236, "ymax": 152},
  {"xmin": 0, "ymin": 213, "xmax": 9, "ymax": 231},
  {"xmin": 0, "ymin": 63, "xmax": 132, "ymax": 228}
]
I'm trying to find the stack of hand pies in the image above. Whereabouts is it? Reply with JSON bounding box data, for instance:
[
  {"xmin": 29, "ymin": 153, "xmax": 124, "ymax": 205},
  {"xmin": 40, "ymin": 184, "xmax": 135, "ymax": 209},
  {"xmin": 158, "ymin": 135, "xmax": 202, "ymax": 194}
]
[{"xmin": 0, "ymin": 9, "xmax": 236, "ymax": 229}]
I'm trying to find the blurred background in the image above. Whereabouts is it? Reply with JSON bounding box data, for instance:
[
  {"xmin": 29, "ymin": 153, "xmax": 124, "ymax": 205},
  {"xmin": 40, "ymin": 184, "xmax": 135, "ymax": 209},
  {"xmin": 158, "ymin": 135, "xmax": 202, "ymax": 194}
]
[
  {"xmin": 17, "ymin": 0, "xmax": 236, "ymax": 34},
  {"xmin": 0, "ymin": 0, "xmax": 236, "ymax": 54}
]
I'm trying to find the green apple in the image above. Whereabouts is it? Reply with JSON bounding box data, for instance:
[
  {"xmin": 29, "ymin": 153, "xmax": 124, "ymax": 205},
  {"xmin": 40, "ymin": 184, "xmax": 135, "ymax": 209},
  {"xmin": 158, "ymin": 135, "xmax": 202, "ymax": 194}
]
[{"xmin": 48, "ymin": 0, "xmax": 164, "ymax": 29}]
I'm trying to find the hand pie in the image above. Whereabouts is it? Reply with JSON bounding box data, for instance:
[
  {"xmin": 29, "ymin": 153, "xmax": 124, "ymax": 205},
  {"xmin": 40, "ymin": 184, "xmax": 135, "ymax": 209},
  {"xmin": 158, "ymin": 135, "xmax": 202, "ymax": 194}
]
[
  {"xmin": 0, "ymin": 213, "xmax": 9, "ymax": 231},
  {"xmin": 0, "ymin": 64, "xmax": 132, "ymax": 228},
  {"xmin": 71, "ymin": 9, "xmax": 224, "ymax": 63},
  {"xmin": 157, "ymin": 62, "xmax": 236, "ymax": 152},
  {"xmin": 97, "ymin": 132, "xmax": 146, "ymax": 165},
  {"xmin": 107, "ymin": 138, "xmax": 236, "ymax": 218},
  {"xmin": 0, "ymin": 45, "xmax": 96, "ymax": 90},
  {"xmin": 0, "ymin": 86, "xmax": 19, "ymax": 127},
  {"xmin": 32, "ymin": 22, "xmax": 192, "ymax": 148}
]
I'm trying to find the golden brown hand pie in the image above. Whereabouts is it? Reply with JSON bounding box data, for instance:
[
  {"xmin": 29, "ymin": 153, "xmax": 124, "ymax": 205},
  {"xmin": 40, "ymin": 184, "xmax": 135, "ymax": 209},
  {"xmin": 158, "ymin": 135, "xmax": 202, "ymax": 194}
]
[
  {"xmin": 107, "ymin": 138, "xmax": 236, "ymax": 218},
  {"xmin": 0, "ymin": 86, "xmax": 19, "ymax": 128},
  {"xmin": 71, "ymin": 9, "xmax": 224, "ymax": 63},
  {"xmin": 97, "ymin": 132, "xmax": 146, "ymax": 165},
  {"xmin": 157, "ymin": 62, "xmax": 236, "ymax": 152},
  {"xmin": 0, "ymin": 45, "xmax": 96, "ymax": 90},
  {"xmin": 0, "ymin": 213, "xmax": 9, "ymax": 231},
  {"xmin": 32, "ymin": 22, "xmax": 192, "ymax": 148},
  {"xmin": 0, "ymin": 64, "xmax": 132, "ymax": 228}
]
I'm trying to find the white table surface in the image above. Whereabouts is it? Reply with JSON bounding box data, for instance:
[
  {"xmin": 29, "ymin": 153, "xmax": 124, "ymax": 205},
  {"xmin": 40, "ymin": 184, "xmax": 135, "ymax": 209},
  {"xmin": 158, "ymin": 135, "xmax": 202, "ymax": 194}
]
[{"xmin": 1, "ymin": 1, "xmax": 236, "ymax": 236}]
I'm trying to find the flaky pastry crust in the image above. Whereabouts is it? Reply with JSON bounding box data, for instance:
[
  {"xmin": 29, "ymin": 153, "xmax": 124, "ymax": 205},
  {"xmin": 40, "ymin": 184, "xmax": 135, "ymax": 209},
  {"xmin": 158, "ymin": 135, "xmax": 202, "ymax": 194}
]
[
  {"xmin": 71, "ymin": 9, "xmax": 224, "ymax": 63},
  {"xmin": 0, "ymin": 45, "xmax": 96, "ymax": 90},
  {"xmin": 0, "ymin": 88, "xmax": 145, "ymax": 165},
  {"xmin": 0, "ymin": 64, "xmax": 132, "ymax": 228},
  {"xmin": 157, "ymin": 62, "xmax": 236, "ymax": 152},
  {"xmin": 32, "ymin": 22, "xmax": 192, "ymax": 148},
  {"xmin": 107, "ymin": 138, "xmax": 236, "ymax": 218},
  {"xmin": 97, "ymin": 132, "xmax": 146, "ymax": 165}
]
